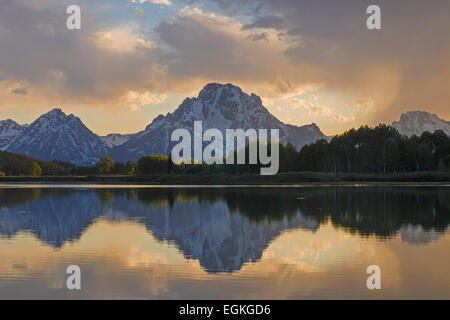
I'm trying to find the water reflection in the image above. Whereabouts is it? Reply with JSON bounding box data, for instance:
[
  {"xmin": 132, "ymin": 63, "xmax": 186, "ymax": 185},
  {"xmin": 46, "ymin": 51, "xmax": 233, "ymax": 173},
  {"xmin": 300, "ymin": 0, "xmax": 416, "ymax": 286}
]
[{"xmin": 0, "ymin": 187, "xmax": 449, "ymax": 273}]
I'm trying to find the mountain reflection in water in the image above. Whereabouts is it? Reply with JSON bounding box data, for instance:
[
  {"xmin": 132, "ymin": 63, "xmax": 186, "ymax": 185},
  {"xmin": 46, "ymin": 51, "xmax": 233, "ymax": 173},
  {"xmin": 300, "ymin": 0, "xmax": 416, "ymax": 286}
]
[{"xmin": 0, "ymin": 187, "xmax": 449, "ymax": 273}]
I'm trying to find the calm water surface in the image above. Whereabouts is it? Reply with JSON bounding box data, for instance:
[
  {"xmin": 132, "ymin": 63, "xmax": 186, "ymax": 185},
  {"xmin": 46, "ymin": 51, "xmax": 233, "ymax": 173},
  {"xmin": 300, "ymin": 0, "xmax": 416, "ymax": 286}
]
[{"xmin": 0, "ymin": 185, "xmax": 449, "ymax": 299}]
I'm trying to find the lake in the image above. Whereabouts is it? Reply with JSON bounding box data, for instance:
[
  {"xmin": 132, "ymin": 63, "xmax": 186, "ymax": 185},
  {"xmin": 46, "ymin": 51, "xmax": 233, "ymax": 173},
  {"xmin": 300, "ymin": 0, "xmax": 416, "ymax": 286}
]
[{"xmin": 0, "ymin": 184, "xmax": 449, "ymax": 299}]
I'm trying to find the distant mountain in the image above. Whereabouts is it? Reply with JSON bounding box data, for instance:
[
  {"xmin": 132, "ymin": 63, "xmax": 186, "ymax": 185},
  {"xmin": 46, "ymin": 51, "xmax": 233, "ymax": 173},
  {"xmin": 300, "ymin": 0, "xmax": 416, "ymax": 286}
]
[
  {"xmin": 100, "ymin": 133, "xmax": 132, "ymax": 148},
  {"xmin": 6, "ymin": 108, "xmax": 109, "ymax": 166},
  {"xmin": 0, "ymin": 119, "xmax": 28, "ymax": 150},
  {"xmin": 392, "ymin": 111, "xmax": 450, "ymax": 137},
  {"xmin": 109, "ymin": 83, "xmax": 327, "ymax": 162}
]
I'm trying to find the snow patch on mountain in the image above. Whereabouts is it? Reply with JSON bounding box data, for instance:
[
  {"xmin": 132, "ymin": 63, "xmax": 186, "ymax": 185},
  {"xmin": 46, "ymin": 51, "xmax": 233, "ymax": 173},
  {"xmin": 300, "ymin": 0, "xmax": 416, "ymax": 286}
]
[{"xmin": 100, "ymin": 133, "xmax": 132, "ymax": 148}]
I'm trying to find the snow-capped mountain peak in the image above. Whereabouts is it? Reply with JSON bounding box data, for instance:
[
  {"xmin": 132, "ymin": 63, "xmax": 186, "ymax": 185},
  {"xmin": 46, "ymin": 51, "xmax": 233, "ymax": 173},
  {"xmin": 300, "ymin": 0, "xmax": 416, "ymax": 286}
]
[
  {"xmin": 6, "ymin": 108, "xmax": 109, "ymax": 165},
  {"xmin": 392, "ymin": 111, "xmax": 450, "ymax": 136},
  {"xmin": 109, "ymin": 83, "xmax": 328, "ymax": 162}
]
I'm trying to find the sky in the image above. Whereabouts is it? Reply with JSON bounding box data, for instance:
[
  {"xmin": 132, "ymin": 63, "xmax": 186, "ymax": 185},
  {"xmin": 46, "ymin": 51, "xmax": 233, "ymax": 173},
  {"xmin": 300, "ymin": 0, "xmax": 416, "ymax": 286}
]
[{"xmin": 0, "ymin": 0, "xmax": 449, "ymax": 136}]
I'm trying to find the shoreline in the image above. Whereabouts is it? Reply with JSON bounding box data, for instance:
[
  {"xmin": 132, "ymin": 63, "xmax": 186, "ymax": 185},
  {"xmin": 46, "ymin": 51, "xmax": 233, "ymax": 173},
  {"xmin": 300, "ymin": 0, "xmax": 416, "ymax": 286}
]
[{"xmin": 1, "ymin": 172, "xmax": 450, "ymax": 185}]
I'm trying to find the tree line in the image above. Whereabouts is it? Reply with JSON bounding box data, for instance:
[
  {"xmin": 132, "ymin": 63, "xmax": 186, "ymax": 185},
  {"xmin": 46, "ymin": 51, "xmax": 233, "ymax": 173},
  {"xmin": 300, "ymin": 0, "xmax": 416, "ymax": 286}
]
[
  {"xmin": 133, "ymin": 125, "xmax": 450, "ymax": 175},
  {"xmin": 298, "ymin": 125, "xmax": 450, "ymax": 173},
  {"xmin": 1, "ymin": 125, "xmax": 449, "ymax": 176}
]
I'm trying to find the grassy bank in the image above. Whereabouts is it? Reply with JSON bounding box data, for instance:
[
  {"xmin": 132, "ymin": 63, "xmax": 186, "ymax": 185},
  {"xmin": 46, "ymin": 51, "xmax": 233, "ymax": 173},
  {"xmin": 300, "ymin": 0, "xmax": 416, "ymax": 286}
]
[{"xmin": 1, "ymin": 171, "xmax": 450, "ymax": 185}]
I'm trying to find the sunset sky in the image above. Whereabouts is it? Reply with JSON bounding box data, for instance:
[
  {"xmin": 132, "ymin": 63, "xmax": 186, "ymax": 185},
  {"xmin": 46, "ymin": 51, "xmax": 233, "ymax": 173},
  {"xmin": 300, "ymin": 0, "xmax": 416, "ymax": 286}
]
[{"xmin": 0, "ymin": 0, "xmax": 449, "ymax": 136}]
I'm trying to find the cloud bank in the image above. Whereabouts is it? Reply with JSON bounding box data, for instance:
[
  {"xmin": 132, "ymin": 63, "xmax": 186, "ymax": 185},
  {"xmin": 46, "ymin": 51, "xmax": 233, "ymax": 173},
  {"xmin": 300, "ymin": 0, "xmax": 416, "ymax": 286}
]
[{"xmin": 0, "ymin": 0, "xmax": 449, "ymax": 134}]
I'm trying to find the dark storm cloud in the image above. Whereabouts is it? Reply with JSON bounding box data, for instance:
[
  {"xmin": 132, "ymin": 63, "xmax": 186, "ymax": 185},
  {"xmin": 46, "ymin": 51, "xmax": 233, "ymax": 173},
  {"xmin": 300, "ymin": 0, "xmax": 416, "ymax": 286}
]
[
  {"xmin": 199, "ymin": 0, "xmax": 450, "ymax": 122},
  {"xmin": 11, "ymin": 87, "xmax": 28, "ymax": 95},
  {"xmin": 242, "ymin": 15, "xmax": 287, "ymax": 30},
  {"xmin": 248, "ymin": 32, "xmax": 268, "ymax": 42}
]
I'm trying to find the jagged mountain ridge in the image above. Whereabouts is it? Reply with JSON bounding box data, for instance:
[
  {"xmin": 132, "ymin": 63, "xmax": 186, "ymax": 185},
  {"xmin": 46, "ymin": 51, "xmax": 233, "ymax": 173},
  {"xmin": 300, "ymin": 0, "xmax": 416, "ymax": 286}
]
[
  {"xmin": 6, "ymin": 108, "xmax": 109, "ymax": 166},
  {"xmin": 392, "ymin": 111, "xmax": 450, "ymax": 137},
  {"xmin": 0, "ymin": 119, "xmax": 28, "ymax": 150},
  {"xmin": 109, "ymin": 83, "xmax": 327, "ymax": 162}
]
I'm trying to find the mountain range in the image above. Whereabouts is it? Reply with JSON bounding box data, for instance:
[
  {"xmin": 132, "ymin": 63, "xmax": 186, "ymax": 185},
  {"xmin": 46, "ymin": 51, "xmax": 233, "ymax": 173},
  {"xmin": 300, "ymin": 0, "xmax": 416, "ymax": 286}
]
[{"xmin": 0, "ymin": 83, "xmax": 449, "ymax": 166}]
